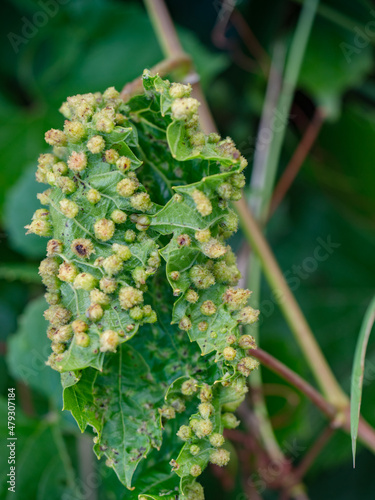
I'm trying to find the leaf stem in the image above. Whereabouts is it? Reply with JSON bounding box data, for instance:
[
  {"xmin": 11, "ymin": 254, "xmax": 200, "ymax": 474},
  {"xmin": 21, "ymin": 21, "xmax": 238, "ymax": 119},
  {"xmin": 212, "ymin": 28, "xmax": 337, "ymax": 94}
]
[{"xmin": 236, "ymin": 197, "xmax": 348, "ymax": 408}]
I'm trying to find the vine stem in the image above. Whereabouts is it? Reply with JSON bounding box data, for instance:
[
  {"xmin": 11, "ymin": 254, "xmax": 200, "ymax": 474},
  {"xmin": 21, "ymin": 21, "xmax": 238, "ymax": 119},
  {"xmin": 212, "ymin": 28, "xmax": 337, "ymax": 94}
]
[{"xmin": 236, "ymin": 197, "xmax": 348, "ymax": 408}]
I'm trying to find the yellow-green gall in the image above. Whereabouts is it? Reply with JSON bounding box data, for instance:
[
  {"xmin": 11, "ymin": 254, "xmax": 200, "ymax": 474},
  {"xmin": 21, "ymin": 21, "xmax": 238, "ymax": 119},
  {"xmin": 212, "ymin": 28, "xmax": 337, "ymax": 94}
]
[
  {"xmin": 54, "ymin": 325, "xmax": 73, "ymax": 342},
  {"xmin": 217, "ymin": 182, "xmax": 233, "ymax": 200},
  {"xmin": 176, "ymin": 233, "xmax": 191, "ymax": 247},
  {"xmin": 199, "ymin": 384, "xmax": 213, "ymax": 403},
  {"xmin": 208, "ymin": 132, "xmax": 221, "ymax": 143},
  {"xmin": 209, "ymin": 433, "xmax": 225, "ymax": 448},
  {"xmin": 67, "ymin": 151, "xmax": 87, "ymax": 173},
  {"xmin": 213, "ymin": 261, "xmax": 241, "ymax": 285},
  {"xmin": 237, "ymin": 356, "xmax": 259, "ymax": 376},
  {"xmin": 44, "ymin": 305, "xmax": 71, "ymax": 326},
  {"xmin": 87, "ymin": 135, "xmax": 105, "ymax": 154},
  {"xmin": 58, "ymin": 262, "xmax": 78, "ymax": 283},
  {"xmin": 158, "ymin": 406, "xmax": 176, "ymax": 420},
  {"xmin": 25, "ymin": 219, "xmax": 52, "ymax": 237},
  {"xmin": 99, "ymin": 277, "xmax": 117, "ymax": 294},
  {"xmin": 190, "ymin": 445, "xmax": 200, "ymax": 456},
  {"xmin": 200, "ymin": 300, "xmax": 216, "ymax": 316},
  {"xmin": 179, "ymin": 316, "xmax": 192, "ymax": 331},
  {"xmin": 39, "ymin": 257, "xmax": 59, "ymax": 277},
  {"xmin": 55, "ymin": 176, "xmax": 77, "ymax": 194},
  {"xmin": 72, "ymin": 320, "xmax": 88, "ymax": 334},
  {"xmin": 222, "ymin": 287, "xmax": 251, "ymax": 311},
  {"xmin": 190, "ymin": 465, "xmax": 202, "ymax": 478},
  {"xmin": 170, "ymin": 271, "xmax": 180, "ymax": 281},
  {"xmin": 124, "ymin": 229, "xmax": 136, "ymax": 243},
  {"xmin": 45, "ymin": 292, "xmax": 60, "ymax": 305},
  {"xmin": 75, "ymin": 332, "xmax": 90, "ymax": 347},
  {"xmin": 235, "ymin": 306, "xmax": 260, "ymax": 324},
  {"xmin": 222, "ymin": 412, "xmax": 240, "ymax": 429},
  {"xmin": 198, "ymin": 402, "xmax": 214, "ymax": 419},
  {"xmin": 226, "ymin": 334, "xmax": 237, "ymax": 345},
  {"xmin": 103, "ymin": 255, "xmax": 123, "ymax": 276},
  {"xmin": 86, "ymin": 303, "xmax": 104, "ymax": 322},
  {"xmin": 119, "ymin": 286, "xmax": 143, "ymax": 310},
  {"xmin": 130, "ymin": 192, "xmax": 152, "ymax": 212},
  {"xmin": 132, "ymin": 267, "xmax": 147, "ymax": 285},
  {"xmin": 186, "ymin": 289, "xmax": 199, "ymax": 303},
  {"xmin": 53, "ymin": 162, "xmax": 68, "ymax": 175},
  {"xmin": 37, "ymin": 189, "xmax": 52, "ymax": 205},
  {"xmin": 90, "ymin": 289, "xmax": 110, "ymax": 306},
  {"xmin": 93, "ymin": 109, "xmax": 115, "ymax": 133},
  {"xmin": 223, "ymin": 346, "xmax": 237, "ymax": 361},
  {"xmin": 100, "ymin": 330, "xmax": 120, "ymax": 352},
  {"xmin": 51, "ymin": 341, "xmax": 66, "ymax": 354},
  {"xmin": 73, "ymin": 272, "xmax": 97, "ymax": 291},
  {"xmin": 198, "ymin": 321, "xmax": 208, "ymax": 332},
  {"xmin": 86, "ymin": 188, "xmax": 101, "ymax": 204},
  {"xmin": 59, "ymin": 199, "xmax": 79, "ymax": 218},
  {"xmin": 129, "ymin": 306, "xmax": 143, "ymax": 321},
  {"xmin": 238, "ymin": 334, "xmax": 256, "ymax": 349},
  {"xmin": 112, "ymin": 243, "xmax": 131, "ymax": 261},
  {"xmin": 191, "ymin": 189, "xmax": 212, "ymax": 216},
  {"xmin": 94, "ymin": 219, "xmax": 115, "ymax": 241},
  {"xmin": 116, "ymin": 178, "xmax": 138, "ymax": 197},
  {"xmin": 181, "ymin": 379, "xmax": 197, "ymax": 396},
  {"xmin": 64, "ymin": 120, "xmax": 86, "ymax": 142},
  {"xmin": 71, "ymin": 238, "xmax": 95, "ymax": 259},
  {"xmin": 104, "ymin": 149, "xmax": 119, "ymax": 164},
  {"xmin": 209, "ymin": 448, "xmax": 230, "ymax": 467},
  {"xmin": 190, "ymin": 265, "xmax": 215, "ymax": 289},
  {"xmin": 169, "ymin": 82, "xmax": 191, "ymax": 98},
  {"xmin": 176, "ymin": 425, "xmax": 192, "ymax": 441},
  {"xmin": 45, "ymin": 129, "xmax": 67, "ymax": 146},
  {"xmin": 195, "ymin": 229, "xmax": 211, "ymax": 243},
  {"xmin": 194, "ymin": 419, "xmax": 213, "ymax": 438},
  {"xmin": 201, "ymin": 238, "xmax": 227, "ymax": 259},
  {"xmin": 171, "ymin": 97, "xmax": 200, "ymax": 121},
  {"xmin": 116, "ymin": 156, "xmax": 131, "ymax": 172},
  {"xmin": 111, "ymin": 210, "xmax": 127, "ymax": 224}
]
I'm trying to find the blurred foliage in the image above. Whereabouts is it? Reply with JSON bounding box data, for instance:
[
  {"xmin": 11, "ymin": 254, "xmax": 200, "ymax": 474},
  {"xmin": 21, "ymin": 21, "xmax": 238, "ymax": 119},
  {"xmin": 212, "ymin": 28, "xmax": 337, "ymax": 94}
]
[{"xmin": 0, "ymin": 0, "xmax": 374, "ymax": 499}]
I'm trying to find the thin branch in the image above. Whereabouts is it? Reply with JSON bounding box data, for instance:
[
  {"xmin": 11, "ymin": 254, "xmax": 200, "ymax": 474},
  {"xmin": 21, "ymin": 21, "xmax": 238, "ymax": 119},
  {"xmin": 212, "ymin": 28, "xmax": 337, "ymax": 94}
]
[
  {"xmin": 293, "ymin": 425, "xmax": 334, "ymax": 480},
  {"xmin": 269, "ymin": 107, "xmax": 325, "ymax": 217},
  {"xmin": 235, "ymin": 197, "xmax": 349, "ymax": 408}
]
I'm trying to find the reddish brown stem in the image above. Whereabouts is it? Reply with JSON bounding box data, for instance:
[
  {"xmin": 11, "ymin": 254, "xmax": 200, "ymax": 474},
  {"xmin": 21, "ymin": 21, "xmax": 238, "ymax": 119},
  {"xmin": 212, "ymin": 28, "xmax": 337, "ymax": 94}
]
[
  {"xmin": 294, "ymin": 425, "xmax": 334, "ymax": 480},
  {"xmin": 269, "ymin": 107, "xmax": 325, "ymax": 216}
]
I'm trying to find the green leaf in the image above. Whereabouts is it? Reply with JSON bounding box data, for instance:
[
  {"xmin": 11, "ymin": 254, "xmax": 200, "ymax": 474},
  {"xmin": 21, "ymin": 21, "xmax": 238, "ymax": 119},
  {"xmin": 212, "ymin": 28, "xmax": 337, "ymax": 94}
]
[{"xmin": 350, "ymin": 295, "xmax": 375, "ymax": 466}]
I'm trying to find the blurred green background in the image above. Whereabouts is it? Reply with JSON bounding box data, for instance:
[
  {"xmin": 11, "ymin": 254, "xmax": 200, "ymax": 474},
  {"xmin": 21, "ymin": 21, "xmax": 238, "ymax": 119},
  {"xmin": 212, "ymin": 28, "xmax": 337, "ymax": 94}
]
[{"xmin": 1, "ymin": 0, "xmax": 375, "ymax": 498}]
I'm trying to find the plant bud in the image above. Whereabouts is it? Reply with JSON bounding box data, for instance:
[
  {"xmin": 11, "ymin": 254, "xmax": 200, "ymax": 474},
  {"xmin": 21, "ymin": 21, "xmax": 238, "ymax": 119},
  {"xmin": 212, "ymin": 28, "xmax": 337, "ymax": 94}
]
[
  {"xmin": 105, "ymin": 149, "xmax": 120, "ymax": 164},
  {"xmin": 237, "ymin": 356, "xmax": 259, "ymax": 376},
  {"xmin": 190, "ymin": 265, "xmax": 215, "ymax": 289},
  {"xmin": 72, "ymin": 320, "xmax": 88, "ymax": 334},
  {"xmin": 169, "ymin": 82, "xmax": 191, "ymax": 98},
  {"xmin": 90, "ymin": 288, "xmax": 110, "ymax": 306},
  {"xmin": 222, "ymin": 412, "xmax": 240, "ymax": 429},
  {"xmin": 116, "ymin": 178, "xmax": 138, "ymax": 197},
  {"xmin": 222, "ymin": 287, "xmax": 251, "ymax": 311},
  {"xmin": 185, "ymin": 289, "xmax": 199, "ymax": 303},
  {"xmin": 116, "ymin": 156, "xmax": 131, "ymax": 172},
  {"xmin": 55, "ymin": 176, "xmax": 77, "ymax": 194},
  {"xmin": 181, "ymin": 379, "xmax": 197, "ymax": 396},
  {"xmin": 171, "ymin": 97, "xmax": 199, "ymax": 121},
  {"xmin": 235, "ymin": 306, "xmax": 260, "ymax": 324},
  {"xmin": 44, "ymin": 305, "xmax": 71, "ymax": 326},
  {"xmin": 75, "ymin": 332, "xmax": 90, "ymax": 347},
  {"xmin": 198, "ymin": 321, "xmax": 208, "ymax": 332},
  {"xmin": 55, "ymin": 325, "xmax": 73, "ymax": 342},
  {"xmin": 199, "ymin": 383, "xmax": 213, "ymax": 402},
  {"xmin": 25, "ymin": 219, "xmax": 52, "ymax": 237},
  {"xmin": 223, "ymin": 347, "xmax": 237, "ymax": 361},
  {"xmin": 179, "ymin": 316, "xmax": 192, "ymax": 331},
  {"xmin": 190, "ymin": 465, "xmax": 202, "ymax": 477},
  {"xmin": 198, "ymin": 402, "xmax": 214, "ymax": 419},
  {"xmin": 124, "ymin": 229, "xmax": 136, "ymax": 243}
]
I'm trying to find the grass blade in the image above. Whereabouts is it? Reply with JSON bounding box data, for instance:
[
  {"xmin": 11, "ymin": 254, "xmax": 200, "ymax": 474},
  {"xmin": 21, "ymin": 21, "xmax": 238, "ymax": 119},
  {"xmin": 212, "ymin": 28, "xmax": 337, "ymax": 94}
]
[{"xmin": 351, "ymin": 295, "xmax": 375, "ymax": 467}]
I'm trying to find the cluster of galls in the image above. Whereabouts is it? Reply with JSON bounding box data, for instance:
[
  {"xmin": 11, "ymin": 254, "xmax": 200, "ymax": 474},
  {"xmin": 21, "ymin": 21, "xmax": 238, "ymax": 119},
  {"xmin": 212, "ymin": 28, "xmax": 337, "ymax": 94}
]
[
  {"xmin": 171, "ymin": 378, "xmax": 250, "ymax": 485},
  {"xmin": 28, "ymin": 86, "xmax": 161, "ymax": 370}
]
